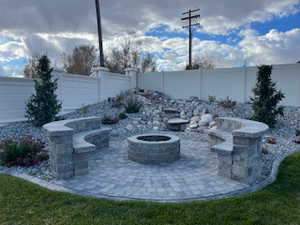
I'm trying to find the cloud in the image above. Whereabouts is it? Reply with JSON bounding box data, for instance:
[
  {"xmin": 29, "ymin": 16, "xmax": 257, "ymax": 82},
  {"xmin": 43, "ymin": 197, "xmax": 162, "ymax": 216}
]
[
  {"xmin": 0, "ymin": 0, "xmax": 299, "ymax": 35},
  {"xmin": 0, "ymin": 40, "xmax": 27, "ymax": 62},
  {"xmin": 0, "ymin": 65, "xmax": 7, "ymax": 76},
  {"xmin": 239, "ymin": 28, "xmax": 300, "ymax": 65},
  {"xmin": 0, "ymin": 0, "xmax": 300, "ymax": 74}
]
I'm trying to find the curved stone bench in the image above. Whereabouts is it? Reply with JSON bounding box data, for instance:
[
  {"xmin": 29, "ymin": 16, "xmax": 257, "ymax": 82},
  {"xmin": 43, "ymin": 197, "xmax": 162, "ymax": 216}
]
[
  {"xmin": 43, "ymin": 117, "xmax": 111, "ymax": 179},
  {"xmin": 208, "ymin": 117, "xmax": 269, "ymax": 185}
]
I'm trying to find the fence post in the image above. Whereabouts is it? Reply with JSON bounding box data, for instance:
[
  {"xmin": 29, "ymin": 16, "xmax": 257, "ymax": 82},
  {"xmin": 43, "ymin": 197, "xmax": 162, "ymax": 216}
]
[
  {"xmin": 95, "ymin": 66, "xmax": 109, "ymax": 102},
  {"xmin": 125, "ymin": 68, "xmax": 139, "ymax": 89},
  {"xmin": 162, "ymin": 71, "xmax": 166, "ymax": 93},
  {"xmin": 243, "ymin": 66, "xmax": 248, "ymax": 103},
  {"xmin": 199, "ymin": 69, "xmax": 203, "ymax": 100}
]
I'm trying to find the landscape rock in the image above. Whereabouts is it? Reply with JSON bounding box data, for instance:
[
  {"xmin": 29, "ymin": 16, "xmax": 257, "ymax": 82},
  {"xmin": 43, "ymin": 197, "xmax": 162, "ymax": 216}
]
[
  {"xmin": 0, "ymin": 88, "xmax": 299, "ymax": 185},
  {"xmin": 200, "ymin": 114, "xmax": 213, "ymax": 126}
]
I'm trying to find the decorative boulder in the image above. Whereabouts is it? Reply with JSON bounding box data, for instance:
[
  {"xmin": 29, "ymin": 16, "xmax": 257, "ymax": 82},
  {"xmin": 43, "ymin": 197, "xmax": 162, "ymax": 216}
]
[
  {"xmin": 199, "ymin": 114, "xmax": 213, "ymax": 126},
  {"xmin": 189, "ymin": 121, "xmax": 199, "ymax": 129},
  {"xmin": 163, "ymin": 108, "xmax": 180, "ymax": 120},
  {"xmin": 191, "ymin": 116, "xmax": 200, "ymax": 122},
  {"xmin": 126, "ymin": 124, "xmax": 134, "ymax": 131},
  {"xmin": 208, "ymin": 121, "xmax": 217, "ymax": 129},
  {"xmin": 202, "ymin": 108, "xmax": 209, "ymax": 115},
  {"xmin": 180, "ymin": 111, "xmax": 188, "ymax": 120},
  {"xmin": 188, "ymin": 116, "xmax": 200, "ymax": 129},
  {"xmin": 192, "ymin": 107, "xmax": 202, "ymax": 116}
]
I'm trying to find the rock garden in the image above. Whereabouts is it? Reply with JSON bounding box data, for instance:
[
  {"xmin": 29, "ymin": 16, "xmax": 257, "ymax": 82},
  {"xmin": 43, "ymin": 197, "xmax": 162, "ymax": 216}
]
[{"xmin": 0, "ymin": 86, "xmax": 299, "ymax": 201}]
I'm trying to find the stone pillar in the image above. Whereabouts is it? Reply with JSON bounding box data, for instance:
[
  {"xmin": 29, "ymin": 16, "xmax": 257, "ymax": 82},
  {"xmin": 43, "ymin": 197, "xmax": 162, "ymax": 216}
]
[
  {"xmin": 125, "ymin": 68, "xmax": 139, "ymax": 89},
  {"xmin": 47, "ymin": 130, "xmax": 74, "ymax": 179},
  {"xmin": 95, "ymin": 66, "xmax": 109, "ymax": 101},
  {"xmin": 232, "ymin": 135, "xmax": 262, "ymax": 185}
]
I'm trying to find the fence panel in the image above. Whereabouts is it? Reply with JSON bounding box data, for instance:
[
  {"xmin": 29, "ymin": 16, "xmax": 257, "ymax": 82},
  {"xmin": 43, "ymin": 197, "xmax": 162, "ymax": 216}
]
[
  {"xmin": 164, "ymin": 70, "xmax": 201, "ymax": 99},
  {"xmin": 0, "ymin": 70, "xmax": 131, "ymax": 123}
]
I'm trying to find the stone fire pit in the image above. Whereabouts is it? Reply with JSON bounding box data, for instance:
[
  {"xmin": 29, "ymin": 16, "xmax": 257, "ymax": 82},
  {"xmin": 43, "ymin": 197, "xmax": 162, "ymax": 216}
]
[{"xmin": 127, "ymin": 134, "xmax": 180, "ymax": 164}]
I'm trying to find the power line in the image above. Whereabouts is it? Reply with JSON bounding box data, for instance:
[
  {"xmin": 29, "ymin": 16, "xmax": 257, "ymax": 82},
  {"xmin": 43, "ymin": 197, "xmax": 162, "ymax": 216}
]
[{"xmin": 181, "ymin": 9, "xmax": 200, "ymax": 69}]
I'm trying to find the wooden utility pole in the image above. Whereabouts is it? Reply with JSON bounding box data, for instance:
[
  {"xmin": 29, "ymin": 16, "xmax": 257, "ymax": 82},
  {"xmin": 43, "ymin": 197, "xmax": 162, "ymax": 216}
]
[
  {"xmin": 95, "ymin": 0, "xmax": 105, "ymax": 67},
  {"xmin": 181, "ymin": 9, "xmax": 200, "ymax": 69}
]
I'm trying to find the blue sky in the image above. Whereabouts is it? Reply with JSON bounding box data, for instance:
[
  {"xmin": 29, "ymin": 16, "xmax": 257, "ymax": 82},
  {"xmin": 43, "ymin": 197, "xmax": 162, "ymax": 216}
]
[{"xmin": 0, "ymin": 0, "xmax": 300, "ymax": 76}]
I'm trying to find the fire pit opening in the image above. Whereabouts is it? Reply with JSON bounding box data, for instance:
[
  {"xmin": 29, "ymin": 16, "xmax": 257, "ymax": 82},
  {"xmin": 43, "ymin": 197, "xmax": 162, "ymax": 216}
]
[
  {"xmin": 137, "ymin": 135, "xmax": 171, "ymax": 142},
  {"xmin": 127, "ymin": 134, "xmax": 181, "ymax": 164}
]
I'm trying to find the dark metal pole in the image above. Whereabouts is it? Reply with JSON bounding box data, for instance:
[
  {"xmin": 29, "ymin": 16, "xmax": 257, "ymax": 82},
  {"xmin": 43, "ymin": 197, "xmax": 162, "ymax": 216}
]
[
  {"xmin": 182, "ymin": 9, "xmax": 200, "ymax": 70},
  {"xmin": 95, "ymin": 0, "xmax": 105, "ymax": 67},
  {"xmin": 188, "ymin": 9, "xmax": 192, "ymax": 69}
]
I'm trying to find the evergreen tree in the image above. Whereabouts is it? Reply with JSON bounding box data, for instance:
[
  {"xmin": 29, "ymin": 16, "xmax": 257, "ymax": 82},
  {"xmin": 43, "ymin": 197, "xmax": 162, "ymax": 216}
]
[
  {"xmin": 251, "ymin": 65, "xmax": 285, "ymax": 127},
  {"xmin": 25, "ymin": 55, "xmax": 62, "ymax": 127}
]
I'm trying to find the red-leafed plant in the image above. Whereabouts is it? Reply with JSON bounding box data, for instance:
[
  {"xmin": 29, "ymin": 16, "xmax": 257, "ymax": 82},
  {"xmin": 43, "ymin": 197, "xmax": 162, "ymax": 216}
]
[{"xmin": 0, "ymin": 136, "xmax": 48, "ymax": 167}]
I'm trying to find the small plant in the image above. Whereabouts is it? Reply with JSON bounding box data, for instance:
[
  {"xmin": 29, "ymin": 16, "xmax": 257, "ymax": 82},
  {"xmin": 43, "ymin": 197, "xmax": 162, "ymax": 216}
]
[
  {"xmin": 124, "ymin": 94, "xmax": 142, "ymax": 114},
  {"xmin": 112, "ymin": 91, "xmax": 127, "ymax": 108},
  {"xmin": 219, "ymin": 97, "xmax": 236, "ymax": 109},
  {"xmin": 251, "ymin": 65, "xmax": 285, "ymax": 127},
  {"xmin": 25, "ymin": 55, "xmax": 62, "ymax": 127},
  {"xmin": 0, "ymin": 136, "xmax": 48, "ymax": 167},
  {"xmin": 119, "ymin": 112, "xmax": 128, "ymax": 120},
  {"xmin": 208, "ymin": 95, "xmax": 216, "ymax": 103},
  {"xmin": 101, "ymin": 114, "xmax": 119, "ymax": 125}
]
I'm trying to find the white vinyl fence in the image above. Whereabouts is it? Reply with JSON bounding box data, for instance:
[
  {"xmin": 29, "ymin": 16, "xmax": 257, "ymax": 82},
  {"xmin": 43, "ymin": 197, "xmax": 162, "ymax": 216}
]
[
  {"xmin": 1, "ymin": 63, "xmax": 299, "ymax": 124},
  {"xmin": 139, "ymin": 63, "xmax": 300, "ymax": 106},
  {"xmin": 0, "ymin": 70, "xmax": 131, "ymax": 123}
]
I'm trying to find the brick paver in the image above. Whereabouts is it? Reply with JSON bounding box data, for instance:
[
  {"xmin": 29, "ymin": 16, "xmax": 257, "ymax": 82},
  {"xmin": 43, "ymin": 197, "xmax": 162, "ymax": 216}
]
[{"xmin": 54, "ymin": 132, "xmax": 248, "ymax": 201}]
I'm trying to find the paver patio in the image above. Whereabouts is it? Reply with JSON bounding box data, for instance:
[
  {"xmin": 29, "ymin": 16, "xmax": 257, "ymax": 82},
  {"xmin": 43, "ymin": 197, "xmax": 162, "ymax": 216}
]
[{"xmin": 54, "ymin": 132, "xmax": 248, "ymax": 201}]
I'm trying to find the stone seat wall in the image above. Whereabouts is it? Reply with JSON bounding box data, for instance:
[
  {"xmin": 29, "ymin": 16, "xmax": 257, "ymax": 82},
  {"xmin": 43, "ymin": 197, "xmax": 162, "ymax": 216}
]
[
  {"xmin": 208, "ymin": 117, "xmax": 269, "ymax": 185},
  {"xmin": 43, "ymin": 117, "xmax": 111, "ymax": 179}
]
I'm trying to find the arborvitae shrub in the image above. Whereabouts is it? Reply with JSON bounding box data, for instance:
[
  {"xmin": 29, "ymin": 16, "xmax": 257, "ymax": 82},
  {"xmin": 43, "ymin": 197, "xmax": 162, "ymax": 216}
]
[
  {"xmin": 251, "ymin": 65, "xmax": 285, "ymax": 127},
  {"xmin": 25, "ymin": 55, "xmax": 62, "ymax": 127}
]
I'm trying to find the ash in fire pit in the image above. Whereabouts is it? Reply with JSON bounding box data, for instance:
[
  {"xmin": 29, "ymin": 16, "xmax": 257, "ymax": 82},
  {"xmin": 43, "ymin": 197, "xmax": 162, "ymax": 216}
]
[
  {"xmin": 127, "ymin": 134, "xmax": 180, "ymax": 164},
  {"xmin": 137, "ymin": 135, "xmax": 171, "ymax": 142}
]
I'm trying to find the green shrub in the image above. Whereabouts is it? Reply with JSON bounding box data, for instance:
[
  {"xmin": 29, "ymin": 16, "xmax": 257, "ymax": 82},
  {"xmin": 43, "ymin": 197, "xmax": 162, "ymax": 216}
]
[
  {"xmin": 25, "ymin": 55, "xmax": 62, "ymax": 127},
  {"xmin": 208, "ymin": 95, "xmax": 216, "ymax": 103},
  {"xmin": 219, "ymin": 96, "xmax": 236, "ymax": 109},
  {"xmin": 251, "ymin": 65, "xmax": 285, "ymax": 127},
  {"xmin": 0, "ymin": 136, "xmax": 48, "ymax": 167},
  {"xmin": 101, "ymin": 114, "xmax": 119, "ymax": 125},
  {"xmin": 78, "ymin": 104, "xmax": 89, "ymax": 114},
  {"xmin": 119, "ymin": 112, "xmax": 128, "ymax": 120},
  {"xmin": 124, "ymin": 95, "xmax": 142, "ymax": 114}
]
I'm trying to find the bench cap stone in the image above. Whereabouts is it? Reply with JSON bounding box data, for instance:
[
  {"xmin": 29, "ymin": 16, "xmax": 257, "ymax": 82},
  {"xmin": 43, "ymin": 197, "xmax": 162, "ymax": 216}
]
[
  {"xmin": 43, "ymin": 117, "xmax": 101, "ymax": 137},
  {"xmin": 73, "ymin": 128, "xmax": 112, "ymax": 153},
  {"xmin": 220, "ymin": 117, "xmax": 269, "ymax": 138},
  {"xmin": 168, "ymin": 118, "xmax": 189, "ymax": 125}
]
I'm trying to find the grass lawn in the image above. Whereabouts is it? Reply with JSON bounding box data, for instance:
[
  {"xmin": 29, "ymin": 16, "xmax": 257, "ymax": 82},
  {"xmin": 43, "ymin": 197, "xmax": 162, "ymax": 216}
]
[{"xmin": 1, "ymin": 152, "xmax": 300, "ymax": 225}]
